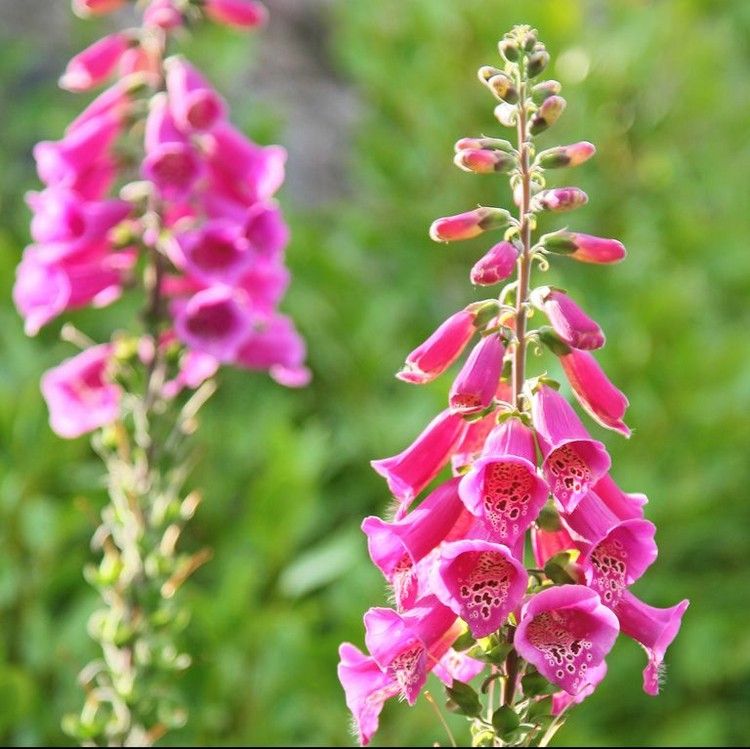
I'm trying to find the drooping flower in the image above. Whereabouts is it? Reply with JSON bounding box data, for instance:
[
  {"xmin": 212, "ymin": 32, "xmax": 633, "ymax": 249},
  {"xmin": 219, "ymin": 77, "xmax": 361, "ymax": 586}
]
[
  {"xmin": 542, "ymin": 231, "xmax": 626, "ymax": 264},
  {"xmin": 515, "ymin": 585, "xmax": 619, "ymax": 695},
  {"xmin": 371, "ymin": 410, "xmax": 468, "ymax": 511},
  {"xmin": 615, "ymin": 592, "xmax": 689, "ymax": 696},
  {"xmin": 203, "ymin": 0, "xmax": 268, "ymax": 28},
  {"xmin": 559, "ymin": 349, "xmax": 631, "ymax": 437},
  {"xmin": 397, "ymin": 308, "xmax": 477, "ymax": 385},
  {"xmin": 536, "ymin": 288, "xmax": 604, "ymax": 350},
  {"xmin": 429, "ymin": 207, "xmax": 511, "ymax": 242},
  {"xmin": 531, "ymin": 385, "xmax": 611, "ymax": 512},
  {"xmin": 165, "ymin": 56, "xmax": 227, "ymax": 133},
  {"xmin": 363, "ymin": 596, "xmax": 459, "ymax": 705},
  {"xmin": 40, "ymin": 344, "xmax": 121, "ymax": 438},
  {"xmin": 60, "ymin": 32, "xmax": 131, "ymax": 92},
  {"xmin": 459, "ymin": 419, "xmax": 549, "ymax": 544},
  {"xmin": 470, "ymin": 241, "xmax": 518, "ymax": 285},
  {"xmin": 431, "ymin": 539, "xmax": 528, "ymax": 637},
  {"xmin": 449, "ymin": 333, "xmax": 505, "ymax": 415}
]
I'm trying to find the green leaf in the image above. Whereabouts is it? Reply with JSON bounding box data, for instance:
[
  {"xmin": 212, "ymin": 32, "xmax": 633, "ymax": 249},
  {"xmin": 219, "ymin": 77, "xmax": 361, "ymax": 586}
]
[
  {"xmin": 445, "ymin": 680, "xmax": 482, "ymax": 717},
  {"xmin": 521, "ymin": 672, "xmax": 558, "ymax": 697},
  {"xmin": 452, "ymin": 629, "xmax": 476, "ymax": 652},
  {"xmin": 492, "ymin": 705, "xmax": 521, "ymax": 737},
  {"xmin": 543, "ymin": 549, "xmax": 581, "ymax": 585}
]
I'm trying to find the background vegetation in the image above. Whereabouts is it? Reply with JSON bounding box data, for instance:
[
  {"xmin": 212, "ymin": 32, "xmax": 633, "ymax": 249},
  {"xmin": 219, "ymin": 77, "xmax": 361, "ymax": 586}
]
[{"xmin": 0, "ymin": 0, "xmax": 749, "ymax": 745}]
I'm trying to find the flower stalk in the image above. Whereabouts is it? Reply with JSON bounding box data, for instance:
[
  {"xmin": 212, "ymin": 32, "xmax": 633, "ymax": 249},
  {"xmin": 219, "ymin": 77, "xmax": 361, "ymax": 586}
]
[{"xmin": 339, "ymin": 25, "xmax": 688, "ymax": 748}]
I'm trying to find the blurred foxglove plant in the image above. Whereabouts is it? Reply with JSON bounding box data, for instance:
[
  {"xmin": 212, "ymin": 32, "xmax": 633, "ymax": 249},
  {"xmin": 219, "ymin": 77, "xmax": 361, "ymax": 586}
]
[
  {"xmin": 14, "ymin": 0, "xmax": 308, "ymax": 744},
  {"xmin": 338, "ymin": 25, "xmax": 687, "ymax": 747}
]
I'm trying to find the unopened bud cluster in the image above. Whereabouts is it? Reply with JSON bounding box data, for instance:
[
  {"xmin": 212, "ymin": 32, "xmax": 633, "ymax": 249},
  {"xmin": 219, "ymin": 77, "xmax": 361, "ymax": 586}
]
[{"xmin": 339, "ymin": 25, "xmax": 687, "ymax": 747}]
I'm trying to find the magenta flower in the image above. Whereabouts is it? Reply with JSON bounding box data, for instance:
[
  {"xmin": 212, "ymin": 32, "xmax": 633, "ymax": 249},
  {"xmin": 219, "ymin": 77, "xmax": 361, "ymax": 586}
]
[
  {"xmin": 371, "ymin": 410, "xmax": 468, "ymax": 511},
  {"xmin": 550, "ymin": 661, "xmax": 607, "ymax": 715},
  {"xmin": 543, "ymin": 231, "xmax": 627, "ymax": 264},
  {"xmin": 537, "ymin": 289, "xmax": 604, "ymax": 350},
  {"xmin": 143, "ymin": 95, "xmax": 203, "ymax": 199},
  {"xmin": 470, "ymin": 241, "xmax": 518, "ymax": 285},
  {"xmin": 531, "ymin": 525, "xmax": 579, "ymax": 569},
  {"xmin": 560, "ymin": 349, "xmax": 631, "ymax": 436},
  {"xmin": 533, "ymin": 187, "xmax": 588, "ymax": 213},
  {"xmin": 60, "ymin": 33, "xmax": 130, "ymax": 92},
  {"xmin": 431, "ymin": 539, "xmax": 528, "ymax": 638},
  {"xmin": 337, "ymin": 643, "xmax": 400, "ymax": 747},
  {"xmin": 172, "ymin": 286, "xmax": 252, "ymax": 361},
  {"xmin": 451, "ymin": 410, "xmax": 497, "ymax": 473},
  {"xmin": 72, "ymin": 0, "xmax": 126, "ymax": 15},
  {"xmin": 531, "ymin": 385, "xmax": 611, "ymax": 512},
  {"xmin": 458, "ymin": 419, "xmax": 549, "ymax": 543},
  {"xmin": 173, "ymin": 220, "xmax": 253, "ymax": 285},
  {"xmin": 162, "ymin": 349, "xmax": 219, "ymax": 399},
  {"xmin": 362, "ymin": 478, "xmax": 468, "ymax": 609},
  {"xmin": 397, "ymin": 308, "xmax": 477, "ymax": 385},
  {"xmin": 40, "ymin": 344, "xmax": 121, "ymax": 438},
  {"xmin": 363, "ymin": 596, "xmax": 459, "ymax": 705},
  {"xmin": 166, "ymin": 56, "xmax": 226, "ymax": 132},
  {"xmin": 204, "ymin": 0, "xmax": 268, "ymax": 28},
  {"xmin": 593, "ymin": 473, "xmax": 647, "ymax": 519},
  {"xmin": 515, "ymin": 585, "xmax": 619, "ymax": 695},
  {"xmin": 235, "ymin": 313, "xmax": 309, "ymax": 387},
  {"xmin": 144, "ymin": 0, "xmax": 184, "ymax": 29},
  {"xmin": 581, "ymin": 519, "xmax": 658, "ymax": 608},
  {"xmin": 449, "ymin": 334, "xmax": 504, "ymax": 415},
  {"xmin": 243, "ymin": 201, "xmax": 289, "ymax": 259},
  {"xmin": 615, "ymin": 592, "xmax": 689, "ymax": 696},
  {"xmin": 429, "ymin": 207, "xmax": 510, "ymax": 242},
  {"xmin": 34, "ymin": 114, "xmax": 119, "ymax": 198},
  {"xmin": 14, "ymin": 246, "xmax": 134, "ymax": 335}
]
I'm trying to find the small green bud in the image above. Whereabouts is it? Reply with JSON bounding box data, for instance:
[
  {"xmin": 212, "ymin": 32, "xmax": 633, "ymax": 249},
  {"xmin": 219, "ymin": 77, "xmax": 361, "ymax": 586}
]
[
  {"xmin": 487, "ymin": 73, "xmax": 519, "ymax": 104},
  {"xmin": 531, "ymin": 79, "xmax": 562, "ymax": 104},
  {"xmin": 527, "ymin": 48, "xmax": 550, "ymax": 78},
  {"xmin": 499, "ymin": 37, "xmax": 520, "ymax": 62},
  {"xmin": 478, "ymin": 65, "xmax": 504, "ymax": 84},
  {"xmin": 523, "ymin": 29, "xmax": 538, "ymax": 51}
]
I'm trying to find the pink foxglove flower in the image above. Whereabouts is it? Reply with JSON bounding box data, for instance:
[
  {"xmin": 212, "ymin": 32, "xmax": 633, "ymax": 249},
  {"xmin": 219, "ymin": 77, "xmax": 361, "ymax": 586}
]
[
  {"xmin": 363, "ymin": 596, "xmax": 459, "ymax": 705},
  {"xmin": 40, "ymin": 344, "xmax": 121, "ymax": 438},
  {"xmin": 172, "ymin": 286, "xmax": 253, "ymax": 362},
  {"xmin": 397, "ymin": 308, "xmax": 477, "ymax": 384},
  {"xmin": 204, "ymin": 0, "xmax": 268, "ymax": 28},
  {"xmin": 371, "ymin": 410, "xmax": 468, "ymax": 510},
  {"xmin": 559, "ymin": 349, "xmax": 631, "ymax": 437},
  {"xmin": 615, "ymin": 592, "xmax": 689, "ymax": 696},
  {"xmin": 60, "ymin": 33, "xmax": 130, "ymax": 92},
  {"xmin": 429, "ymin": 207, "xmax": 510, "ymax": 242},
  {"xmin": 431, "ymin": 539, "xmax": 527, "ymax": 638},
  {"xmin": 142, "ymin": 94, "xmax": 203, "ymax": 199},
  {"xmin": 515, "ymin": 585, "xmax": 619, "ymax": 695},
  {"xmin": 532, "ymin": 385, "xmax": 611, "ymax": 512},
  {"xmin": 362, "ymin": 478, "xmax": 469, "ymax": 609},
  {"xmin": 144, "ymin": 0, "xmax": 184, "ymax": 29},
  {"xmin": 470, "ymin": 240, "xmax": 518, "ymax": 285},
  {"xmin": 536, "ymin": 288, "xmax": 605, "ymax": 350},
  {"xmin": 73, "ymin": 0, "xmax": 126, "ymax": 16},
  {"xmin": 165, "ymin": 56, "xmax": 227, "ymax": 132},
  {"xmin": 459, "ymin": 419, "xmax": 549, "ymax": 544},
  {"xmin": 337, "ymin": 644, "xmax": 400, "ymax": 747},
  {"xmin": 449, "ymin": 334, "xmax": 505, "ymax": 414},
  {"xmin": 543, "ymin": 231, "xmax": 627, "ymax": 264}
]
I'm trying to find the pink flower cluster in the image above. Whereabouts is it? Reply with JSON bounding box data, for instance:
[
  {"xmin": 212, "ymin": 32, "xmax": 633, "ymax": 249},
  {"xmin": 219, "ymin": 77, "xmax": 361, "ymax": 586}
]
[
  {"xmin": 15, "ymin": 0, "xmax": 307, "ymax": 439},
  {"xmin": 338, "ymin": 29, "xmax": 687, "ymax": 745}
]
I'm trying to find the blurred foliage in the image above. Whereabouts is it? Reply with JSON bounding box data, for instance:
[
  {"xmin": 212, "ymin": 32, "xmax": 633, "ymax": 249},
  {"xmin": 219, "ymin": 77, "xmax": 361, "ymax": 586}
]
[{"xmin": 1, "ymin": 0, "xmax": 750, "ymax": 746}]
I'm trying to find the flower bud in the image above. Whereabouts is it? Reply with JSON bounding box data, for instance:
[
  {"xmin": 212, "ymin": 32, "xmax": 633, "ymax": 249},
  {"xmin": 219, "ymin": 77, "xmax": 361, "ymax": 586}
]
[
  {"xmin": 470, "ymin": 241, "xmax": 518, "ymax": 285},
  {"xmin": 455, "ymin": 137, "xmax": 513, "ymax": 153},
  {"xmin": 499, "ymin": 37, "xmax": 520, "ymax": 62},
  {"xmin": 494, "ymin": 102, "xmax": 517, "ymax": 128},
  {"xmin": 533, "ymin": 289, "xmax": 605, "ymax": 350},
  {"xmin": 522, "ymin": 29, "xmax": 538, "ymax": 52},
  {"xmin": 527, "ymin": 48, "xmax": 550, "ymax": 78},
  {"xmin": 449, "ymin": 334, "xmax": 505, "ymax": 415},
  {"xmin": 533, "ymin": 187, "xmax": 588, "ymax": 213},
  {"xmin": 477, "ymin": 65, "xmax": 504, "ymax": 84},
  {"xmin": 454, "ymin": 149, "xmax": 515, "ymax": 174},
  {"xmin": 538, "ymin": 141, "xmax": 596, "ymax": 169},
  {"xmin": 72, "ymin": 0, "xmax": 126, "ymax": 16},
  {"xmin": 531, "ymin": 80, "xmax": 561, "ymax": 104},
  {"xmin": 429, "ymin": 207, "xmax": 511, "ymax": 243},
  {"xmin": 541, "ymin": 231, "xmax": 626, "ymax": 264},
  {"xmin": 529, "ymin": 95, "xmax": 566, "ymax": 135},
  {"xmin": 204, "ymin": 0, "xmax": 268, "ymax": 28},
  {"xmin": 486, "ymin": 74, "xmax": 519, "ymax": 104}
]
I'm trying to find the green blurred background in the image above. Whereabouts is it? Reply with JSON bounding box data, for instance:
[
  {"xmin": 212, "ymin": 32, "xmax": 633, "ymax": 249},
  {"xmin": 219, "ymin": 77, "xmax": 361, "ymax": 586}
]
[{"xmin": 1, "ymin": 0, "xmax": 749, "ymax": 745}]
